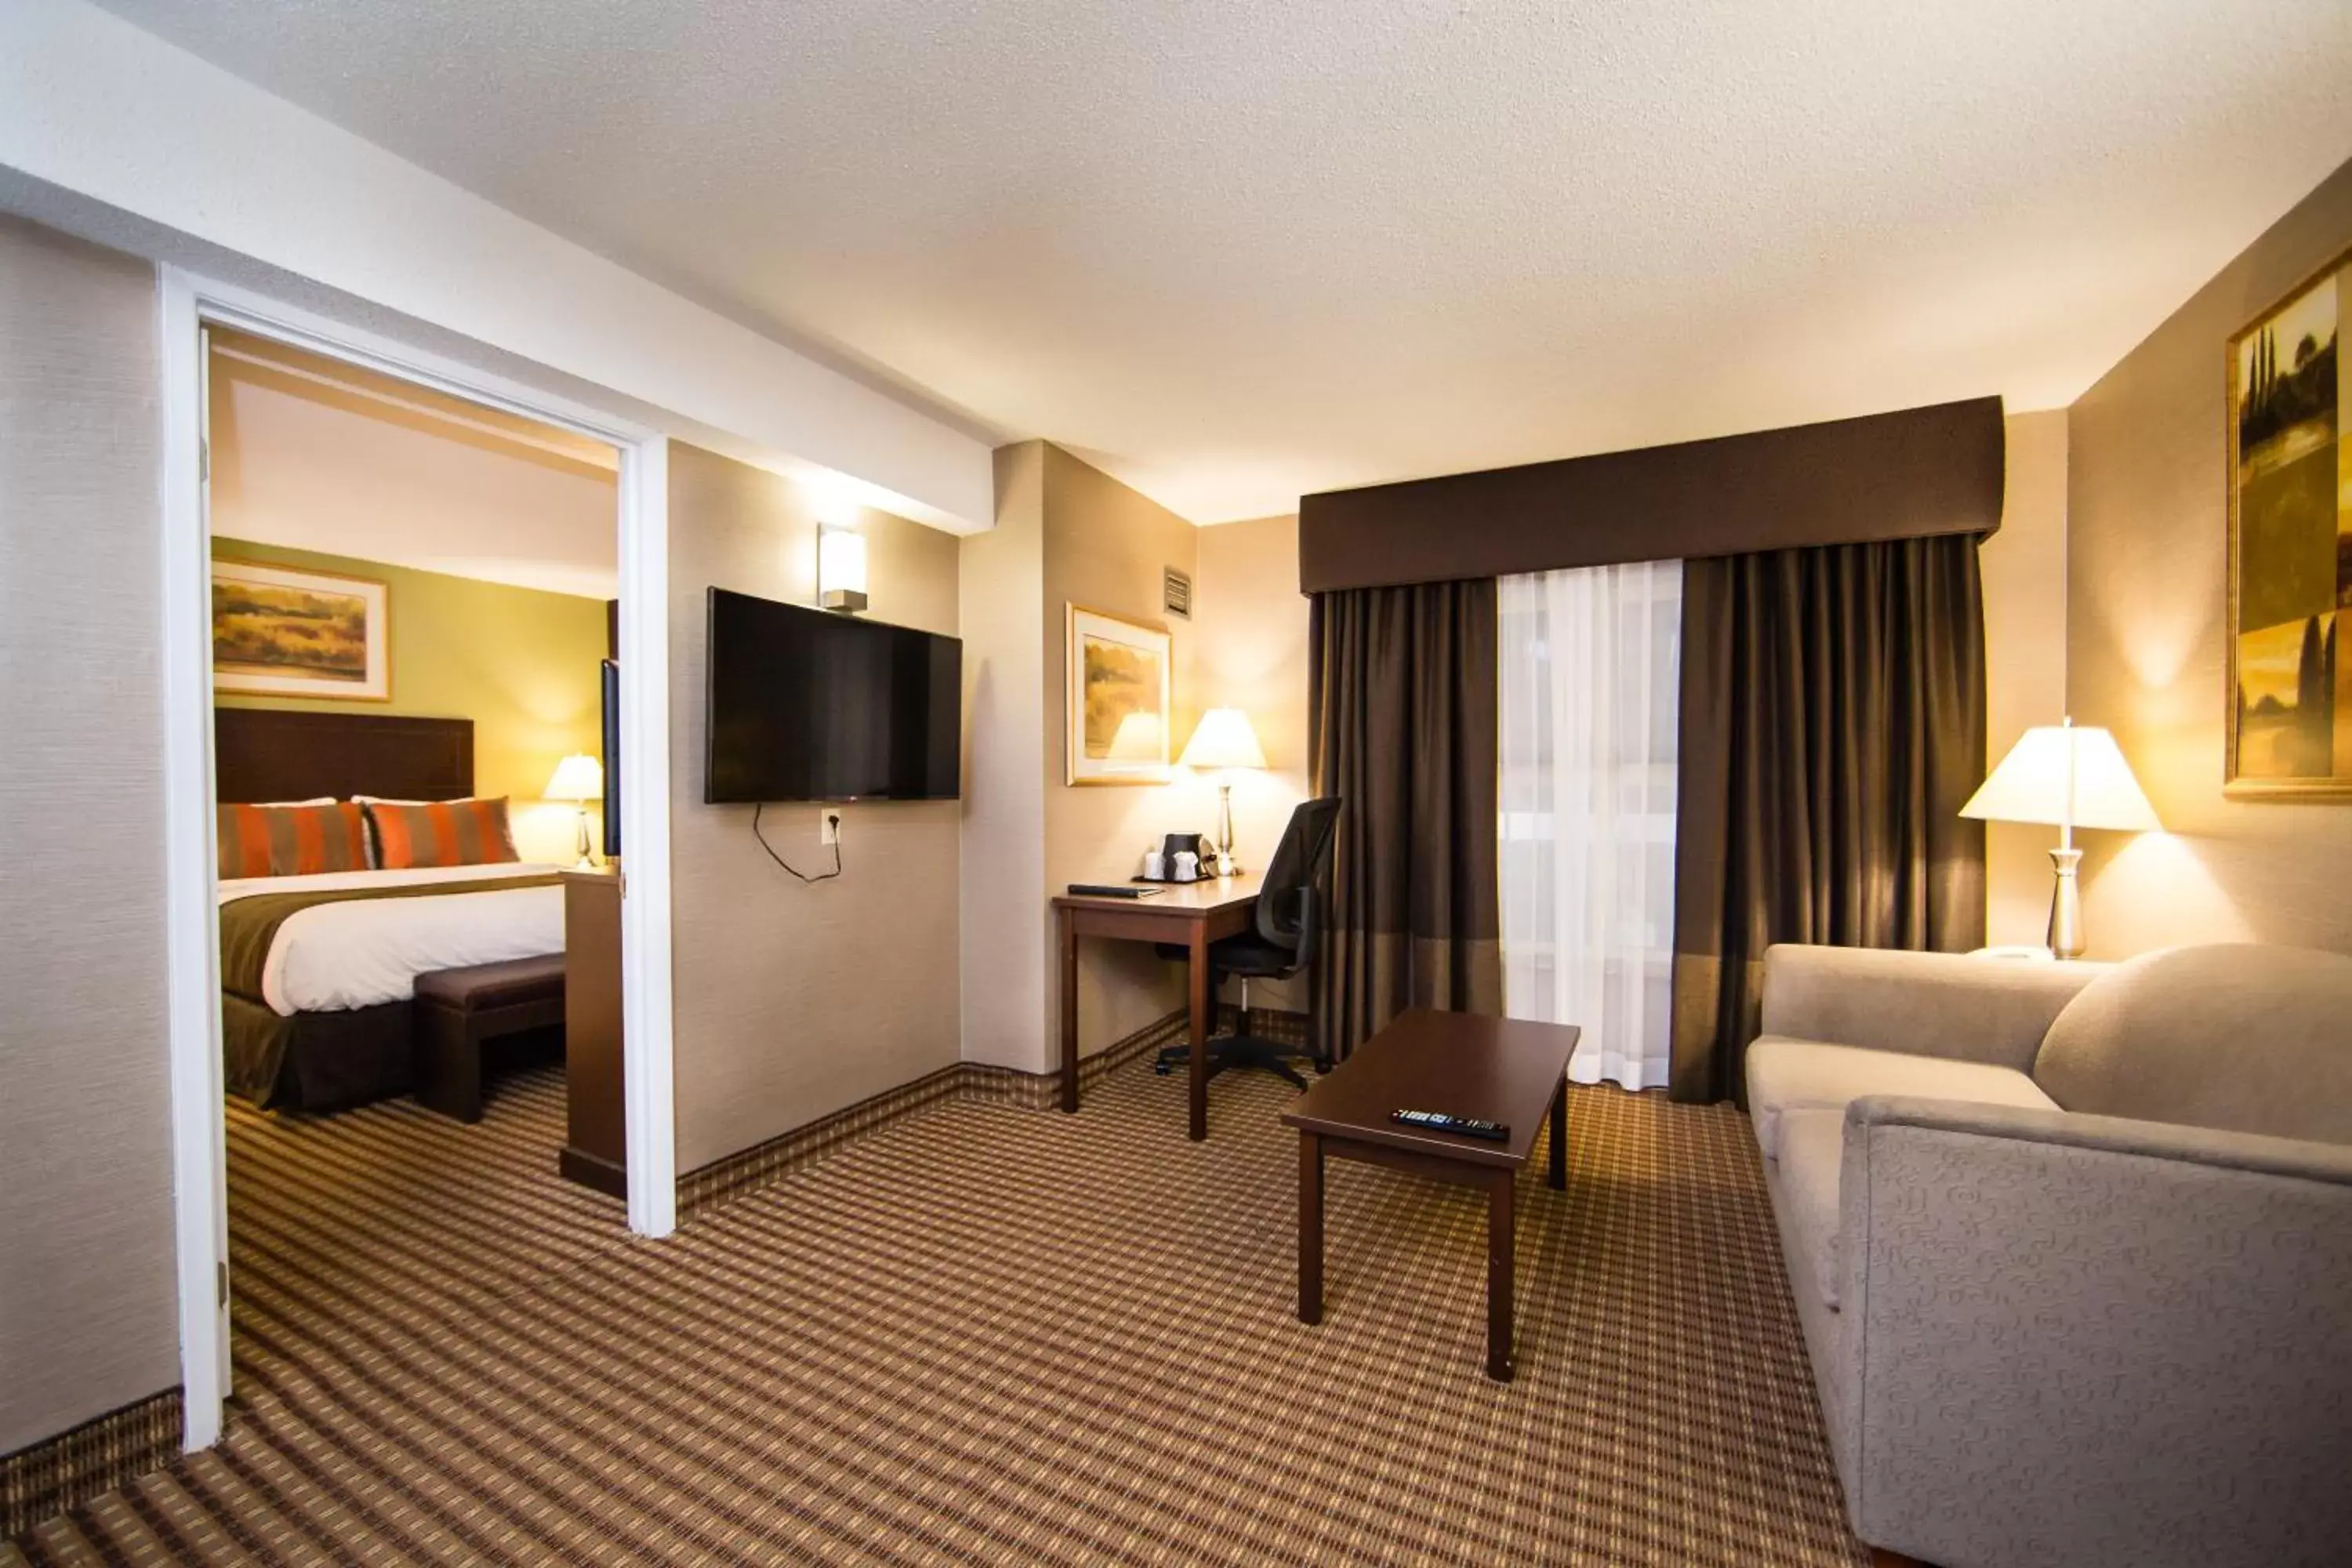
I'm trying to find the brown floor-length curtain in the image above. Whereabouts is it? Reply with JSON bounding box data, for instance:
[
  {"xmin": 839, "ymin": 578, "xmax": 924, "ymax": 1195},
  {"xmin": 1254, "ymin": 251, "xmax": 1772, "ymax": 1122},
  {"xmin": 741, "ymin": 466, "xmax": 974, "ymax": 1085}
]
[
  {"xmin": 1669, "ymin": 535, "xmax": 1987, "ymax": 1105},
  {"xmin": 1308, "ymin": 580, "xmax": 1504, "ymax": 1063}
]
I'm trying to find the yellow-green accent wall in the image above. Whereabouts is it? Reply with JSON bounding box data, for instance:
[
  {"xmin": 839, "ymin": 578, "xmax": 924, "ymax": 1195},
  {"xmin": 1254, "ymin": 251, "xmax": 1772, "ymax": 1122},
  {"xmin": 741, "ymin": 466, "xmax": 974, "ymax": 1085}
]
[{"xmin": 211, "ymin": 537, "xmax": 607, "ymax": 864}]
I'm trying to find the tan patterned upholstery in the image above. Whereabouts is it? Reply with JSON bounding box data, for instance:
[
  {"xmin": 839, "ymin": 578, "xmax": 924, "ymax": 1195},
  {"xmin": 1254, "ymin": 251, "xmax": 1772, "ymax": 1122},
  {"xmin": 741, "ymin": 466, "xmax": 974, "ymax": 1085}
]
[
  {"xmin": 2033, "ymin": 943, "xmax": 2352, "ymax": 1145},
  {"xmin": 1754, "ymin": 942, "xmax": 2352, "ymax": 1568}
]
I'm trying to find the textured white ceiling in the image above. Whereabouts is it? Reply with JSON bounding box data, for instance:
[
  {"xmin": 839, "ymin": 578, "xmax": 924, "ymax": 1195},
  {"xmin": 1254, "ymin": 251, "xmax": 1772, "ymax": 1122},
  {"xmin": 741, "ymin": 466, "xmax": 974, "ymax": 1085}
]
[{"xmin": 100, "ymin": 0, "xmax": 2352, "ymax": 523}]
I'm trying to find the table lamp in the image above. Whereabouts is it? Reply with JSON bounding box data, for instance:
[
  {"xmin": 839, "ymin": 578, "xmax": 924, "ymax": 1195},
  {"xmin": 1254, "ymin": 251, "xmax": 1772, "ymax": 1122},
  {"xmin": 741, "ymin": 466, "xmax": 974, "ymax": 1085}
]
[
  {"xmin": 1959, "ymin": 718, "xmax": 2158, "ymax": 958},
  {"xmin": 543, "ymin": 753, "xmax": 604, "ymax": 870},
  {"xmin": 1179, "ymin": 708, "xmax": 1268, "ymax": 874}
]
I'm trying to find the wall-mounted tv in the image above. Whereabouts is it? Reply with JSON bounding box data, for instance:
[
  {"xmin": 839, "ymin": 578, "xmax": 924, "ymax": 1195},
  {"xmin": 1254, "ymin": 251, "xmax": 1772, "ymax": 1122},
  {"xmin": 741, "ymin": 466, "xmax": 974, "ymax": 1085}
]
[
  {"xmin": 599, "ymin": 657, "xmax": 622, "ymax": 858},
  {"xmin": 704, "ymin": 586, "xmax": 962, "ymax": 803}
]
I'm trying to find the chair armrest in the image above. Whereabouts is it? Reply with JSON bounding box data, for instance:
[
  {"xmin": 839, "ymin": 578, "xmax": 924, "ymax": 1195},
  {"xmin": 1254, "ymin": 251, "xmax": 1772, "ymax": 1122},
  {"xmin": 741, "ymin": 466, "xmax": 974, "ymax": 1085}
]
[
  {"xmin": 1834, "ymin": 1095, "xmax": 2352, "ymax": 1567},
  {"xmin": 1759, "ymin": 943, "xmax": 2107, "ymax": 1069}
]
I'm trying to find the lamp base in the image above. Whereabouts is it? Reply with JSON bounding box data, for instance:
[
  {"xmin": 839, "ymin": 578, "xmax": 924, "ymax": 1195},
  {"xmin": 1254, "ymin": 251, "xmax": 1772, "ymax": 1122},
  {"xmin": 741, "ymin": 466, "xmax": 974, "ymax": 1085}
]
[
  {"xmin": 574, "ymin": 806, "xmax": 597, "ymax": 872},
  {"xmin": 1214, "ymin": 780, "xmax": 1239, "ymax": 875},
  {"xmin": 2045, "ymin": 845, "xmax": 2085, "ymax": 960}
]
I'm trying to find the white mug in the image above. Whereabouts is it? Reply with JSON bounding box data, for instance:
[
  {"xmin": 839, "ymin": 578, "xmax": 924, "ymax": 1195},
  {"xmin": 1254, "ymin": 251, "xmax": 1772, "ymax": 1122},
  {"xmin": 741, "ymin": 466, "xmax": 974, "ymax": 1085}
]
[
  {"xmin": 1171, "ymin": 851, "xmax": 1199, "ymax": 881},
  {"xmin": 1142, "ymin": 850, "xmax": 1166, "ymax": 880}
]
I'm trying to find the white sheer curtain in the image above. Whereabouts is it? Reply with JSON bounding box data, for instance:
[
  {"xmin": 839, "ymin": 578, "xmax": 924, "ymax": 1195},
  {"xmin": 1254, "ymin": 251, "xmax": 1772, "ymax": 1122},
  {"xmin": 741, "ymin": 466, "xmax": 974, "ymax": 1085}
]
[{"xmin": 1498, "ymin": 561, "xmax": 1682, "ymax": 1091}]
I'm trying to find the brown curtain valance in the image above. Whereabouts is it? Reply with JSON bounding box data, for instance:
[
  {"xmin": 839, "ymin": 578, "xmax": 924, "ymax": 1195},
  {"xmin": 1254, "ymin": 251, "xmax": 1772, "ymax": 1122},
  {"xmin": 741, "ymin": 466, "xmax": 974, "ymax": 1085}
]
[{"xmin": 1298, "ymin": 397, "xmax": 2005, "ymax": 593}]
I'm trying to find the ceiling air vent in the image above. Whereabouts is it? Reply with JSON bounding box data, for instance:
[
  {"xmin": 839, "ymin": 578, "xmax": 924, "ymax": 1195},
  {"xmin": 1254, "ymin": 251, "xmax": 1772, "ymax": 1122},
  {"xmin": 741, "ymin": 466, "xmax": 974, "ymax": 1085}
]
[{"xmin": 1163, "ymin": 566, "xmax": 1192, "ymax": 620}]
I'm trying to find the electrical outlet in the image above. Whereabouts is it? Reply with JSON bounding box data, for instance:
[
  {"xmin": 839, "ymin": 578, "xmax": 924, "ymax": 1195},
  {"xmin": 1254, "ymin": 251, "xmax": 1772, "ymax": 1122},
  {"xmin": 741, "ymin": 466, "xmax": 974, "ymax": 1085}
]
[{"xmin": 819, "ymin": 808, "xmax": 843, "ymax": 846}]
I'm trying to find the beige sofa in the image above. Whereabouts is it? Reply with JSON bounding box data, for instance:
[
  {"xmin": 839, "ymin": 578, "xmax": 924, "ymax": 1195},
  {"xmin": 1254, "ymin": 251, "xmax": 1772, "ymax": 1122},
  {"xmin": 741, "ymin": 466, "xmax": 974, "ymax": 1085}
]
[{"xmin": 1748, "ymin": 942, "xmax": 2352, "ymax": 1568}]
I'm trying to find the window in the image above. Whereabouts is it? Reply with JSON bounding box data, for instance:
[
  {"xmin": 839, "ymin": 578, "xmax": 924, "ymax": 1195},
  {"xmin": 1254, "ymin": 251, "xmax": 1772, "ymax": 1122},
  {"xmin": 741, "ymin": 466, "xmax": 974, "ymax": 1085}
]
[{"xmin": 1497, "ymin": 561, "xmax": 1681, "ymax": 1091}]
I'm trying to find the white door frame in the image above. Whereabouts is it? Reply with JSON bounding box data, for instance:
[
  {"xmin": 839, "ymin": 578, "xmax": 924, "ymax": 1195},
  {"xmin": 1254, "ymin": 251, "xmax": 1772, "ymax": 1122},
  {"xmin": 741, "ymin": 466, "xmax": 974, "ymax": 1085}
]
[{"xmin": 158, "ymin": 267, "xmax": 677, "ymax": 1452}]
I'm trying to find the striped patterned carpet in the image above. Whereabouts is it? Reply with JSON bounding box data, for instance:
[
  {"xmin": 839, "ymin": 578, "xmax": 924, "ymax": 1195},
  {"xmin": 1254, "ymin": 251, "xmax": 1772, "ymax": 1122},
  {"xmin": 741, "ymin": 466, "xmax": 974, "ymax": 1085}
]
[{"xmin": 7, "ymin": 1055, "xmax": 1866, "ymax": 1565}]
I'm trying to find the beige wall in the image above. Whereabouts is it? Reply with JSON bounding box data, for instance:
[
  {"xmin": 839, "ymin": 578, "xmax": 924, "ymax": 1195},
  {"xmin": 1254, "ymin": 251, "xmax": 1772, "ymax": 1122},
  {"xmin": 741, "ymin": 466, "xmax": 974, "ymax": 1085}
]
[
  {"xmin": 2068, "ymin": 157, "xmax": 2352, "ymax": 958},
  {"xmin": 1980, "ymin": 411, "xmax": 2071, "ymax": 946},
  {"xmin": 666, "ymin": 442, "xmax": 963, "ymax": 1172},
  {"xmin": 960, "ymin": 446, "xmax": 1312, "ymax": 1073},
  {"xmin": 211, "ymin": 538, "xmax": 608, "ymax": 864},
  {"xmin": 957, "ymin": 445, "xmax": 1050, "ymax": 1069},
  {"xmin": 1040, "ymin": 445, "xmax": 1207, "ymax": 1053},
  {"xmin": 0, "ymin": 216, "xmax": 180, "ymax": 1454}
]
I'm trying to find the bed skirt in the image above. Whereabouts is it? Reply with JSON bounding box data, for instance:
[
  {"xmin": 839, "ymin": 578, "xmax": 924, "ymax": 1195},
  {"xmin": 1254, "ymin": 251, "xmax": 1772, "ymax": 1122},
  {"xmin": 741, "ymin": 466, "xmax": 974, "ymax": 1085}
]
[{"xmin": 223, "ymin": 993, "xmax": 415, "ymax": 1112}]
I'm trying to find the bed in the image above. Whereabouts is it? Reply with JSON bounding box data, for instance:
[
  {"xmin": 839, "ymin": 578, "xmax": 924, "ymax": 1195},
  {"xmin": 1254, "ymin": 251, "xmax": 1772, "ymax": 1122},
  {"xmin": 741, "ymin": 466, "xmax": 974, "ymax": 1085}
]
[{"xmin": 216, "ymin": 710, "xmax": 568, "ymax": 1111}]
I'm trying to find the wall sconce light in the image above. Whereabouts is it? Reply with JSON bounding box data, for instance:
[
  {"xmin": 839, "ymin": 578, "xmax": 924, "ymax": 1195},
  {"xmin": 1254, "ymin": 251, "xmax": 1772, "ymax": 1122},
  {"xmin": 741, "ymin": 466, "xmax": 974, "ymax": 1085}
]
[{"xmin": 818, "ymin": 524, "xmax": 868, "ymax": 614}]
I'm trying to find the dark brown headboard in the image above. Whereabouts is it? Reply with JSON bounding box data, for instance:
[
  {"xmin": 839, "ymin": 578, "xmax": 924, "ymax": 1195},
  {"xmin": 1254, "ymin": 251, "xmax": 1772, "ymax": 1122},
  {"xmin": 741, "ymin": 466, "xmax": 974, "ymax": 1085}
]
[{"xmin": 215, "ymin": 710, "xmax": 474, "ymax": 803}]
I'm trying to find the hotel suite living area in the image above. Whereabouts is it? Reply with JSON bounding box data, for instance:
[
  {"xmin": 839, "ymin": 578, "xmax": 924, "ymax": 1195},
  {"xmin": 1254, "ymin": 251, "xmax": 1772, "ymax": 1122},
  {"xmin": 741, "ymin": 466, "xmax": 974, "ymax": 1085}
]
[{"xmin": 4, "ymin": 4, "xmax": 2351, "ymax": 1566}]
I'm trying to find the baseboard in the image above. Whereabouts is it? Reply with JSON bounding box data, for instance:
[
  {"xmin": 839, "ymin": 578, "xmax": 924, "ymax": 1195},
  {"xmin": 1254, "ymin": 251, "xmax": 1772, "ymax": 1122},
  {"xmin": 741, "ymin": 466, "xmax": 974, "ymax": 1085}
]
[
  {"xmin": 1219, "ymin": 1002, "xmax": 1309, "ymax": 1047},
  {"xmin": 2, "ymin": 1387, "xmax": 182, "ymax": 1540},
  {"xmin": 677, "ymin": 1007, "xmax": 1203, "ymax": 1219}
]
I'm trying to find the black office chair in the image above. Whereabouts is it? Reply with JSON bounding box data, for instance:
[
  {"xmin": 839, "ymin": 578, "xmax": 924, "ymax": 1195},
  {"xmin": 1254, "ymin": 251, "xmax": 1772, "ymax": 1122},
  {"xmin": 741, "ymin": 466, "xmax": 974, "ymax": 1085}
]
[{"xmin": 1154, "ymin": 796, "xmax": 1341, "ymax": 1088}]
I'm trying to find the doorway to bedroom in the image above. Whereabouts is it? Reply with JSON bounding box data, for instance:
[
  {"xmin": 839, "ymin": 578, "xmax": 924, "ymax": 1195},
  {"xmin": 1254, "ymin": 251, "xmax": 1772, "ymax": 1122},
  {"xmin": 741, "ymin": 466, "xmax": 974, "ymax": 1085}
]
[{"xmin": 188, "ymin": 315, "xmax": 652, "ymax": 1425}]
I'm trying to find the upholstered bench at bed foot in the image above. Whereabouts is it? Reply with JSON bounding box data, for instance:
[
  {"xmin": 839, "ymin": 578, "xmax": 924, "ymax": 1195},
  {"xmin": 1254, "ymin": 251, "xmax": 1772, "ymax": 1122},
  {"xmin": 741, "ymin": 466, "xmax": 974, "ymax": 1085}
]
[{"xmin": 412, "ymin": 954, "xmax": 567, "ymax": 1122}]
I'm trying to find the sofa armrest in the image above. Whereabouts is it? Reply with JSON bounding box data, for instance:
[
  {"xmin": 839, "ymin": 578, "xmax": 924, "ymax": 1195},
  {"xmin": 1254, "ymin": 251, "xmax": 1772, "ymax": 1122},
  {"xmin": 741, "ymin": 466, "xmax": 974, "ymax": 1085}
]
[
  {"xmin": 1759, "ymin": 944, "xmax": 2107, "ymax": 1069},
  {"xmin": 1835, "ymin": 1095, "xmax": 2352, "ymax": 1568}
]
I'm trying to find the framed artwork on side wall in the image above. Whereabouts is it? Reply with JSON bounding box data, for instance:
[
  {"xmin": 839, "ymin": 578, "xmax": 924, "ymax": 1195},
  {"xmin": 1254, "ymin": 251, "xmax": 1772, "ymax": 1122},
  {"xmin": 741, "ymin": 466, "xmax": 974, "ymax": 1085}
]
[
  {"xmin": 1065, "ymin": 604, "xmax": 1171, "ymax": 785},
  {"xmin": 2227, "ymin": 244, "xmax": 2350, "ymax": 797},
  {"xmin": 212, "ymin": 558, "xmax": 392, "ymax": 702}
]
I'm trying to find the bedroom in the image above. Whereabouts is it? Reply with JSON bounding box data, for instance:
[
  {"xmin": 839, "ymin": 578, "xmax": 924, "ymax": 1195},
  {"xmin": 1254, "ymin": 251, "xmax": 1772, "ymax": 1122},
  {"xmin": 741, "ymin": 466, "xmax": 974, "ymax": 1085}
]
[{"xmin": 202, "ymin": 325, "xmax": 631, "ymax": 1298}]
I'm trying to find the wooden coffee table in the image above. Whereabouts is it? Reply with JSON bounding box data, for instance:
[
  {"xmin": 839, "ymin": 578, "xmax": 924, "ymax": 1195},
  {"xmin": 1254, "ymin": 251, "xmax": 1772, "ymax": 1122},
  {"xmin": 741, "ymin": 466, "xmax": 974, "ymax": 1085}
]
[{"xmin": 1282, "ymin": 1009, "xmax": 1581, "ymax": 1381}]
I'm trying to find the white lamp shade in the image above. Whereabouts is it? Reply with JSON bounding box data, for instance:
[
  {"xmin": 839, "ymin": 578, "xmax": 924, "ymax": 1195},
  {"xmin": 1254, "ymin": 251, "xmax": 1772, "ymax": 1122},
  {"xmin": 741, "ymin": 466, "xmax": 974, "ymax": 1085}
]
[
  {"xmin": 817, "ymin": 526, "xmax": 868, "ymax": 599},
  {"xmin": 1960, "ymin": 724, "xmax": 2158, "ymax": 832},
  {"xmin": 543, "ymin": 753, "xmax": 604, "ymax": 803},
  {"xmin": 1178, "ymin": 707, "xmax": 1268, "ymax": 771}
]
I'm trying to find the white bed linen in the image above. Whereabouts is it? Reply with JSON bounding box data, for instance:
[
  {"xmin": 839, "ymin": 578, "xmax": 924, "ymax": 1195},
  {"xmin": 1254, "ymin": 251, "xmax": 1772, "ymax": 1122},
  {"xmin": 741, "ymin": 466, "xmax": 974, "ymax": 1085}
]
[{"xmin": 219, "ymin": 863, "xmax": 566, "ymax": 1015}]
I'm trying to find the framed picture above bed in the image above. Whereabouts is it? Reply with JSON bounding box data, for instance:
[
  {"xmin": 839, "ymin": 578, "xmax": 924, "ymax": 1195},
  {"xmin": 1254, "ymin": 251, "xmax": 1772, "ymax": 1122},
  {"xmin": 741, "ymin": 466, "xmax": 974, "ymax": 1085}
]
[{"xmin": 212, "ymin": 558, "xmax": 391, "ymax": 701}]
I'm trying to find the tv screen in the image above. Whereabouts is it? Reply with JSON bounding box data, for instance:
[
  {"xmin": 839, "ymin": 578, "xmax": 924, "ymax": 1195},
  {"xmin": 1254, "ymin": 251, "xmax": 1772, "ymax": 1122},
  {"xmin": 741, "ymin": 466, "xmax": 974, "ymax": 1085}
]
[
  {"xmin": 599, "ymin": 657, "xmax": 621, "ymax": 857},
  {"xmin": 704, "ymin": 586, "xmax": 962, "ymax": 803}
]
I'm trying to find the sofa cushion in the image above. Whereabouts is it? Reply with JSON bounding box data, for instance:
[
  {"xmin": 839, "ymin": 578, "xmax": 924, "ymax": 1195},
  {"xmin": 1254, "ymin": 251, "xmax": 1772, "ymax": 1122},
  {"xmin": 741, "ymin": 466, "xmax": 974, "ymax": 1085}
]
[
  {"xmin": 1762, "ymin": 946, "xmax": 2105, "ymax": 1071},
  {"xmin": 1746, "ymin": 1037, "xmax": 2058, "ymax": 1160},
  {"xmin": 1773, "ymin": 1108, "xmax": 1848, "ymax": 1310},
  {"xmin": 2034, "ymin": 945, "xmax": 2352, "ymax": 1145}
]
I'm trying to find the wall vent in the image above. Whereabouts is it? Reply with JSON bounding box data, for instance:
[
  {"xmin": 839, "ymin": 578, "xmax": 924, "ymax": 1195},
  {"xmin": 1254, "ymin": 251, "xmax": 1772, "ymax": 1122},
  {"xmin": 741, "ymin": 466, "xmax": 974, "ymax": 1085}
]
[{"xmin": 1163, "ymin": 566, "xmax": 1193, "ymax": 620}]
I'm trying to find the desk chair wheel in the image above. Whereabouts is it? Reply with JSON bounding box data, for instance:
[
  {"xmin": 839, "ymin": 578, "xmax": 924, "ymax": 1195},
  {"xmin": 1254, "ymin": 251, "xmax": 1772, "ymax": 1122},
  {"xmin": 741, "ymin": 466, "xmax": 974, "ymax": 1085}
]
[{"xmin": 1153, "ymin": 1022, "xmax": 1320, "ymax": 1089}]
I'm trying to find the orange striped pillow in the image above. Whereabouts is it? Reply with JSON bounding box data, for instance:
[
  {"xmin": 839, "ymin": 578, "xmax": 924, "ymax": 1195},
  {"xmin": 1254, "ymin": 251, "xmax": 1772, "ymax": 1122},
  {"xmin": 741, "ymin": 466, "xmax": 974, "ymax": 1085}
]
[
  {"xmin": 365, "ymin": 797, "xmax": 519, "ymax": 869},
  {"xmin": 216, "ymin": 802, "xmax": 371, "ymax": 880}
]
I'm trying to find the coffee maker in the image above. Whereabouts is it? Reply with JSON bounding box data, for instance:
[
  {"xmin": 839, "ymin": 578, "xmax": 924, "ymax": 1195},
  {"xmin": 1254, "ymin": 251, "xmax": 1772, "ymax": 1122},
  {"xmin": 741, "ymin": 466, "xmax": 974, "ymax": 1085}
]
[{"xmin": 1140, "ymin": 829, "xmax": 1222, "ymax": 883}]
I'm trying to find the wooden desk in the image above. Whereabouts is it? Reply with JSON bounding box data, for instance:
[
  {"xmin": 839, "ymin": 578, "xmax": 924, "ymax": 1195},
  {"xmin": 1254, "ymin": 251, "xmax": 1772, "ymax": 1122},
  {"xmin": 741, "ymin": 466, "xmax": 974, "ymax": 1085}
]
[
  {"xmin": 1053, "ymin": 873, "xmax": 1261, "ymax": 1140},
  {"xmin": 1283, "ymin": 1009, "xmax": 1581, "ymax": 1381}
]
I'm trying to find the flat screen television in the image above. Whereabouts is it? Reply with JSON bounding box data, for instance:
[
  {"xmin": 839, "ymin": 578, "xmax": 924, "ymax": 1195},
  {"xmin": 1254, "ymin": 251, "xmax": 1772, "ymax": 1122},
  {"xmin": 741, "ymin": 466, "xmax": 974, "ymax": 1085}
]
[
  {"xmin": 599, "ymin": 657, "xmax": 621, "ymax": 858},
  {"xmin": 704, "ymin": 586, "xmax": 962, "ymax": 803}
]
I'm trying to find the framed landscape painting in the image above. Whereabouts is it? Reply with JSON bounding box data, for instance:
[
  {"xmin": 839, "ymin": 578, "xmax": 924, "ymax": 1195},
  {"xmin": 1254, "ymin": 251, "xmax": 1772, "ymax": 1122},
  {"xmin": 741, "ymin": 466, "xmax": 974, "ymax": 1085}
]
[
  {"xmin": 2227, "ymin": 245, "xmax": 2351, "ymax": 797},
  {"xmin": 212, "ymin": 559, "xmax": 391, "ymax": 701},
  {"xmin": 1065, "ymin": 604, "xmax": 1171, "ymax": 785}
]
